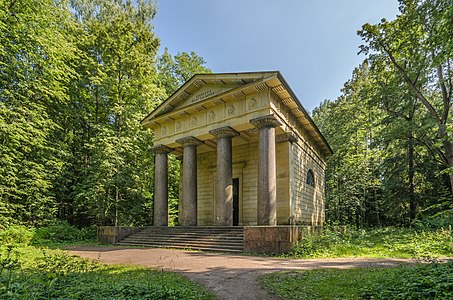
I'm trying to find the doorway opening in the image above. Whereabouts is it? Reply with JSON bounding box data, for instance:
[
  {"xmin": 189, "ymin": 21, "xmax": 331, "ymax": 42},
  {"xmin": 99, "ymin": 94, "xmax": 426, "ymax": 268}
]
[{"xmin": 233, "ymin": 178, "xmax": 239, "ymax": 226}]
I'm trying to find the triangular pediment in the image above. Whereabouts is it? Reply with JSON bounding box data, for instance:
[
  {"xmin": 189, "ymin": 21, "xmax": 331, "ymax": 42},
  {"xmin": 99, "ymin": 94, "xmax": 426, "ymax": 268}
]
[
  {"xmin": 143, "ymin": 71, "xmax": 279, "ymax": 121},
  {"xmin": 176, "ymin": 84, "xmax": 242, "ymax": 110}
]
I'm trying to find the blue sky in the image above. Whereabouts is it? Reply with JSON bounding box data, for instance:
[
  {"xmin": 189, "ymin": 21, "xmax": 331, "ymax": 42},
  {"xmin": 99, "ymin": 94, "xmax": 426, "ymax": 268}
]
[{"xmin": 153, "ymin": 0, "xmax": 399, "ymax": 113}]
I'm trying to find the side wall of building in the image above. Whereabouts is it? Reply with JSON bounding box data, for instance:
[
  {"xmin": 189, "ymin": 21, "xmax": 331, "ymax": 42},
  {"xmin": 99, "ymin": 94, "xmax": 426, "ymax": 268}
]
[{"xmin": 290, "ymin": 140, "xmax": 325, "ymax": 225}]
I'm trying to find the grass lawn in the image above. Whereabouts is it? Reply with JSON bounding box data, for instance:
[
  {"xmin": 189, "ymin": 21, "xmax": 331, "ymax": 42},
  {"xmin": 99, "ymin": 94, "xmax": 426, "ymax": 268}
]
[
  {"xmin": 262, "ymin": 227, "xmax": 453, "ymax": 299},
  {"xmin": 260, "ymin": 262, "xmax": 453, "ymax": 300},
  {"xmin": 1, "ymin": 245, "xmax": 215, "ymax": 299}
]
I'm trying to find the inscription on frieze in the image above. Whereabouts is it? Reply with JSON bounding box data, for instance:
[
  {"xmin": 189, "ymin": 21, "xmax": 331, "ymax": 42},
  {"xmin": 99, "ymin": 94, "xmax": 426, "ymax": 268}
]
[{"xmin": 191, "ymin": 90, "xmax": 215, "ymax": 103}]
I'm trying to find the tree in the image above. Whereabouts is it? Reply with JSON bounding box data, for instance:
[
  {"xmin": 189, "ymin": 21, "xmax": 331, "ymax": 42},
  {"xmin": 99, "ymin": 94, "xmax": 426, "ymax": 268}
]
[
  {"xmin": 359, "ymin": 0, "xmax": 453, "ymax": 194},
  {"xmin": 66, "ymin": 0, "xmax": 162, "ymax": 226},
  {"xmin": 157, "ymin": 48, "xmax": 211, "ymax": 95},
  {"xmin": 0, "ymin": 0, "xmax": 77, "ymax": 226},
  {"xmin": 314, "ymin": 64, "xmax": 385, "ymax": 226}
]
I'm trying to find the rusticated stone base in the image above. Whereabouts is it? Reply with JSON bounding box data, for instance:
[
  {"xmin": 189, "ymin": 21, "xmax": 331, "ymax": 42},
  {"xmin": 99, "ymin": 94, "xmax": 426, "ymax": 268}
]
[
  {"xmin": 97, "ymin": 226, "xmax": 142, "ymax": 245},
  {"xmin": 243, "ymin": 225, "xmax": 322, "ymax": 254}
]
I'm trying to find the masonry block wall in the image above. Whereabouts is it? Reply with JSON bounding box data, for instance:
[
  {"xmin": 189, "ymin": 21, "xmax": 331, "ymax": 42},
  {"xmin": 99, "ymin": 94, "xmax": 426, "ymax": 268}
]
[{"xmin": 290, "ymin": 141, "xmax": 325, "ymax": 225}]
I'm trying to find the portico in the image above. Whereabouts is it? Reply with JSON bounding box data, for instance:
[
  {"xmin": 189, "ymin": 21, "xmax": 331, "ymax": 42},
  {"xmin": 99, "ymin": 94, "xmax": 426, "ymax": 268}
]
[{"xmin": 142, "ymin": 71, "xmax": 332, "ymax": 227}]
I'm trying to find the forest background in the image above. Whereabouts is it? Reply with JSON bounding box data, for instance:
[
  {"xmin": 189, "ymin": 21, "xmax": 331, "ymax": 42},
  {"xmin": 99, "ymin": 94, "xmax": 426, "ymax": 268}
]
[{"xmin": 0, "ymin": 0, "xmax": 451, "ymax": 230}]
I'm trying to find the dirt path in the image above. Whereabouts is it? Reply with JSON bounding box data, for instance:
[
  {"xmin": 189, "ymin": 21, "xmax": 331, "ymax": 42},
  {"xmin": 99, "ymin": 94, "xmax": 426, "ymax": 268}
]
[{"xmin": 67, "ymin": 247, "xmax": 414, "ymax": 300}]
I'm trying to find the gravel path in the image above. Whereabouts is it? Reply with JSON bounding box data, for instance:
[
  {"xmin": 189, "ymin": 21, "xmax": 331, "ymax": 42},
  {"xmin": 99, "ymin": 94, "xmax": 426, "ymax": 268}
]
[{"xmin": 67, "ymin": 247, "xmax": 414, "ymax": 300}]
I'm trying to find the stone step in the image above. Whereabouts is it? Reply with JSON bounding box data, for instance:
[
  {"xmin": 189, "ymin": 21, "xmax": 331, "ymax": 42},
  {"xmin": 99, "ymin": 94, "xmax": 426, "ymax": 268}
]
[
  {"xmin": 126, "ymin": 236, "xmax": 243, "ymax": 242},
  {"xmin": 116, "ymin": 242, "xmax": 244, "ymax": 253},
  {"xmin": 135, "ymin": 234, "xmax": 242, "ymax": 238},
  {"xmin": 118, "ymin": 239, "xmax": 242, "ymax": 248},
  {"xmin": 139, "ymin": 227, "xmax": 244, "ymax": 232},
  {"xmin": 117, "ymin": 226, "xmax": 244, "ymax": 253}
]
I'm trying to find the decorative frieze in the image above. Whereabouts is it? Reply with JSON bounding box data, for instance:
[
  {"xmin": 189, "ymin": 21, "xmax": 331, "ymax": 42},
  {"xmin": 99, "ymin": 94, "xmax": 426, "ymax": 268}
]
[
  {"xmin": 208, "ymin": 111, "xmax": 216, "ymax": 122},
  {"xmin": 227, "ymin": 105, "xmax": 236, "ymax": 115},
  {"xmin": 248, "ymin": 98, "xmax": 257, "ymax": 110},
  {"xmin": 175, "ymin": 121, "xmax": 182, "ymax": 132}
]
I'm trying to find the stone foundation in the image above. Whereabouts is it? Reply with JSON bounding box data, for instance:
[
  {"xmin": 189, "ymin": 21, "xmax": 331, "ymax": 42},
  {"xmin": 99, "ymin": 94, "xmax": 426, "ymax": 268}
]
[
  {"xmin": 97, "ymin": 226, "xmax": 142, "ymax": 245},
  {"xmin": 244, "ymin": 225, "xmax": 322, "ymax": 254},
  {"xmin": 97, "ymin": 225, "xmax": 322, "ymax": 253}
]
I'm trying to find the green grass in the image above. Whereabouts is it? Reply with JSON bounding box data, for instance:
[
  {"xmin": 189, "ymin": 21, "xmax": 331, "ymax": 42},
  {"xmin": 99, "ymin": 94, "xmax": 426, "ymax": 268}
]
[
  {"xmin": 286, "ymin": 227, "xmax": 453, "ymax": 259},
  {"xmin": 260, "ymin": 262, "xmax": 453, "ymax": 300},
  {"xmin": 0, "ymin": 245, "xmax": 215, "ymax": 299}
]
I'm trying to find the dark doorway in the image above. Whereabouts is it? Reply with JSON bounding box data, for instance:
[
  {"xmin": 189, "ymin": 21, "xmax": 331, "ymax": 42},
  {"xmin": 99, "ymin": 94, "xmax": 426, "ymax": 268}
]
[{"xmin": 233, "ymin": 178, "xmax": 239, "ymax": 226}]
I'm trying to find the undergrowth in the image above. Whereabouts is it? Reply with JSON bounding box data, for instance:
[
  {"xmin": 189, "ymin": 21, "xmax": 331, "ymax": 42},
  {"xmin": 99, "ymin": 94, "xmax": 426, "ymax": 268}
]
[
  {"xmin": 260, "ymin": 261, "xmax": 453, "ymax": 300},
  {"xmin": 0, "ymin": 225, "xmax": 214, "ymax": 299},
  {"xmin": 287, "ymin": 226, "xmax": 453, "ymax": 259}
]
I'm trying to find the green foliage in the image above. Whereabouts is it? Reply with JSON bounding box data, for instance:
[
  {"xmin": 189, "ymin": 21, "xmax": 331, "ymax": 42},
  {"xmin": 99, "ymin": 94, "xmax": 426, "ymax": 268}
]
[
  {"xmin": 315, "ymin": 0, "xmax": 453, "ymax": 226},
  {"xmin": 362, "ymin": 261, "xmax": 453, "ymax": 299},
  {"xmin": 0, "ymin": 226, "xmax": 34, "ymax": 246},
  {"xmin": 288, "ymin": 227, "xmax": 453, "ymax": 259},
  {"xmin": 0, "ymin": 245, "xmax": 214, "ymax": 299},
  {"xmin": 33, "ymin": 221, "xmax": 95, "ymax": 245},
  {"xmin": 260, "ymin": 268, "xmax": 397, "ymax": 300},
  {"xmin": 1, "ymin": 0, "xmax": 210, "ymax": 227},
  {"xmin": 359, "ymin": 0, "xmax": 453, "ymax": 194},
  {"xmin": 0, "ymin": 0, "xmax": 77, "ymax": 227},
  {"xmin": 157, "ymin": 48, "xmax": 211, "ymax": 96},
  {"xmin": 260, "ymin": 263, "xmax": 453, "ymax": 300}
]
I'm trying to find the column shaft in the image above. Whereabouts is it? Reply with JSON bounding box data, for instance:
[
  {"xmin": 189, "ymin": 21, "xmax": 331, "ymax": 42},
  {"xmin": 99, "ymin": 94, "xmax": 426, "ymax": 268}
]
[
  {"xmin": 250, "ymin": 115, "xmax": 281, "ymax": 226},
  {"xmin": 210, "ymin": 127, "xmax": 238, "ymax": 226},
  {"xmin": 177, "ymin": 137, "xmax": 201, "ymax": 226},
  {"xmin": 152, "ymin": 145, "xmax": 172, "ymax": 226}
]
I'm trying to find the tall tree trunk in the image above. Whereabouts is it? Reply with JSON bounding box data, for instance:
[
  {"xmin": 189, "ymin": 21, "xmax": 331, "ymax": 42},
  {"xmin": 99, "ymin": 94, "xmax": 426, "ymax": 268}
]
[
  {"xmin": 443, "ymin": 138, "xmax": 453, "ymax": 195},
  {"xmin": 408, "ymin": 134, "xmax": 416, "ymax": 221}
]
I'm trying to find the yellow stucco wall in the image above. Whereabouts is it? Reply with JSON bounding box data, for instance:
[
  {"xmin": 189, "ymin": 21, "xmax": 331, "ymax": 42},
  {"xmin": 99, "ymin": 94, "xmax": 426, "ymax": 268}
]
[
  {"xmin": 197, "ymin": 141, "xmax": 291, "ymax": 226},
  {"xmin": 290, "ymin": 141, "xmax": 325, "ymax": 225}
]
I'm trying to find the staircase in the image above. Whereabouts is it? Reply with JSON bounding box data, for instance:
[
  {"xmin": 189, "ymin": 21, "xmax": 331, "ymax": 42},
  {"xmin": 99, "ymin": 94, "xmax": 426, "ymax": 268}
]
[{"xmin": 116, "ymin": 226, "xmax": 244, "ymax": 253}]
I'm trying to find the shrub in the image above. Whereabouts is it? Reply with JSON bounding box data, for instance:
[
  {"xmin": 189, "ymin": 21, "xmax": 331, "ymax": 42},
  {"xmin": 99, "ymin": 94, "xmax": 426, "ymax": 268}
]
[
  {"xmin": 288, "ymin": 226, "xmax": 453, "ymax": 259},
  {"xmin": 362, "ymin": 261, "xmax": 453, "ymax": 299},
  {"xmin": 0, "ymin": 225, "xmax": 34, "ymax": 245},
  {"xmin": 33, "ymin": 221, "xmax": 95, "ymax": 245}
]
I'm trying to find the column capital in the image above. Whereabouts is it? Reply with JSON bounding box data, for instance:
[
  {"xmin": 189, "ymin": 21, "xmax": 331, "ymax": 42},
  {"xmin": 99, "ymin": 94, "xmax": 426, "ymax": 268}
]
[
  {"xmin": 152, "ymin": 144, "xmax": 173, "ymax": 154},
  {"xmin": 276, "ymin": 132, "xmax": 298, "ymax": 144},
  {"xmin": 209, "ymin": 126, "xmax": 239, "ymax": 139},
  {"xmin": 176, "ymin": 136, "xmax": 202, "ymax": 147},
  {"xmin": 250, "ymin": 115, "xmax": 282, "ymax": 129}
]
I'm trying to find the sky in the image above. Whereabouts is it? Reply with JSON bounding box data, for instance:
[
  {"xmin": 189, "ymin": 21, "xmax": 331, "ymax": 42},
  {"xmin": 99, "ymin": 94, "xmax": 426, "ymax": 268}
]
[{"xmin": 153, "ymin": 0, "xmax": 400, "ymax": 113}]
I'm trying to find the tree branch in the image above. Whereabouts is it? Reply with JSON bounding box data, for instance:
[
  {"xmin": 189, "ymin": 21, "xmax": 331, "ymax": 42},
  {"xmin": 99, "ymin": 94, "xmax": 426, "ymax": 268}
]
[{"xmin": 379, "ymin": 42, "xmax": 442, "ymax": 124}]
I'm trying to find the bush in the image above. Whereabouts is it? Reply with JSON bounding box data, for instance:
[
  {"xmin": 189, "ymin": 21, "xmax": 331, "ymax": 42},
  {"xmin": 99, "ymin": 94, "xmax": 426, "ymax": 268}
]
[
  {"xmin": 0, "ymin": 225, "xmax": 34, "ymax": 245},
  {"xmin": 362, "ymin": 261, "xmax": 453, "ymax": 299},
  {"xmin": 288, "ymin": 226, "xmax": 453, "ymax": 259},
  {"xmin": 33, "ymin": 221, "xmax": 95, "ymax": 245},
  {"xmin": 414, "ymin": 209, "xmax": 453, "ymax": 230}
]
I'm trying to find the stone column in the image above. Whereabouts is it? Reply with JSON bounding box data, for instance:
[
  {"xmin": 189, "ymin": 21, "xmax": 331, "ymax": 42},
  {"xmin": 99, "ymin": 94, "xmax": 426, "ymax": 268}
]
[
  {"xmin": 176, "ymin": 136, "xmax": 201, "ymax": 226},
  {"xmin": 250, "ymin": 115, "xmax": 281, "ymax": 225},
  {"xmin": 152, "ymin": 144, "xmax": 172, "ymax": 226},
  {"xmin": 209, "ymin": 126, "xmax": 239, "ymax": 226}
]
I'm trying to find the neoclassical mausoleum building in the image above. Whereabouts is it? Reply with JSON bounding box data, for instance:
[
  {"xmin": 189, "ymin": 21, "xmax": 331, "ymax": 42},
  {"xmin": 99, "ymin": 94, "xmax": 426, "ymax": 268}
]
[{"xmin": 142, "ymin": 71, "xmax": 332, "ymax": 227}]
